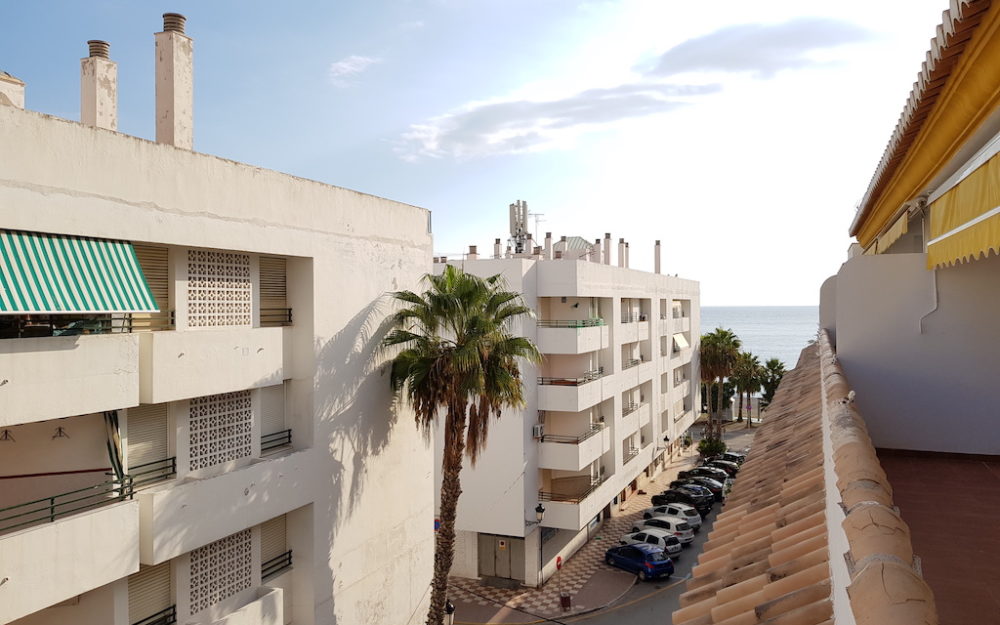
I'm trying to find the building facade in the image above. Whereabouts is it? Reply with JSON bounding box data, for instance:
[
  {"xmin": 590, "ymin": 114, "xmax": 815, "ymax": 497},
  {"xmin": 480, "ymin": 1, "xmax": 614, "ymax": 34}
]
[
  {"xmin": 0, "ymin": 15, "xmax": 433, "ymax": 625},
  {"xmin": 435, "ymin": 235, "xmax": 699, "ymax": 587}
]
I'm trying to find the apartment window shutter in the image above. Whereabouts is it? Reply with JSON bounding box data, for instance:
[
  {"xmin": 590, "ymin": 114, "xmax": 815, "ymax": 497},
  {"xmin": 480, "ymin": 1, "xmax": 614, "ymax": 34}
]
[
  {"xmin": 128, "ymin": 562, "xmax": 172, "ymax": 623},
  {"xmin": 127, "ymin": 404, "xmax": 169, "ymax": 468},
  {"xmin": 260, "ymin": 384, "xmax": 285, "ymax": 436},
  {"xmin": 259, "ymin": 256, "xmax": 287, "ymax": 310},
  {"xmin": 133, "ymin": 244, "xmax": 170, "ymax": 330},
  {"xmin": 261, "ymin": 515, "xmax": 287, "ymax": 563}
]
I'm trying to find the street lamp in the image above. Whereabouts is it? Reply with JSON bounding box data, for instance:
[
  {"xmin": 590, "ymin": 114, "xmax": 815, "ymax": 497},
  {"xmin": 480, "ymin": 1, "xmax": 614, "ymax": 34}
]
[{"xmin": 535, "ymin": 503, "xmax": 546, "ymax": 587}]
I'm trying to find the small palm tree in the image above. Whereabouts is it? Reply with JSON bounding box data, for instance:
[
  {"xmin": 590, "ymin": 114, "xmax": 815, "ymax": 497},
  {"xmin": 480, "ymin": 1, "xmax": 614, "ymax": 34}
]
[
  {"xmin": 732, "ymin": 352, "xmax": 762, "ymax": 424},
  {"xmin": 384, "ymin": 265, "xmax": 541, "ymax": 625},
  {"xmin": 760, "ymin": 358, "xmax": 787, "ymax": 407}
]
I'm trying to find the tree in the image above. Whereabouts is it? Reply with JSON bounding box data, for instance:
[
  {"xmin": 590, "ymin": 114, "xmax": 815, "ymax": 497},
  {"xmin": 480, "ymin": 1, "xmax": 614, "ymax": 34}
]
[
  {"xmin": 732, "ymin": 352, "xmax": 762, "ymax": 424},
  {"xmin": 699, "ymin": 328, "xmax": 741, "ymax": 439},
  {"xmin": 760, "ymin": 358, "xmax": 787, "ymax": 406},
  {"xmin": 384, "ymin": 265, "xmax": 541, "ymax": 625}
]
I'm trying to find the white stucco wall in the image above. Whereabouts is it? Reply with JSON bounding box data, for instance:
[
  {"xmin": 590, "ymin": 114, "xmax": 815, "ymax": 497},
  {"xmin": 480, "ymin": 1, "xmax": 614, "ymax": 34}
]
[{"xmin": 824, "ymin": 252, "xmax": 1000, "ymax": 454}]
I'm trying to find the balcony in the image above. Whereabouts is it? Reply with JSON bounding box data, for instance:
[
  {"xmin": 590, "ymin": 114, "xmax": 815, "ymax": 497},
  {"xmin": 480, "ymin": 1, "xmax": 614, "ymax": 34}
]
[
  {"xmin": 0, "ymin": 490, "xmax": 139, "ymax": 623},
  {"xmin": 538, "ymin": 424, "xmax": 610, "ymax": 471},
  {"xmin": 139, "ymin": 327, "xmax": 286, "ymax": 404},
  {"xmin": 622, "ymin": 358, "xmax": 640, "ymax": 370},
  {"xmin": 637, "ymin": 402, "xmax": 652, "ymax": 428},
  {"xmin": 195, "ymin": 587, "xmax": 283, "ymax": 625},
  {"xmin": 138, "ymin": 450, "xmax": 310, "ymax": 564},
  {"xmin": 538, "ymin": 475, "xmax": 615, "ymax": 531},
  {"xmin": 623, "ymin": 447, "xmax": 640, "ymax": 464},
  {"xmin": 536, "ymin": 319, "xmax": 609, "ymax": 354},
  {"xmin": 670, "ymin": 347, "xmax": 693, "ymax": 367},
  {"xmin": 637, "ymin": 320, "xmax": 650, "ymax": 341},
  {"xmin": 617, "ymin": 320, "xmax": 638, "ymax": 344},
  {"xmin": 675, "ymin": 316, "xmax": 691, "ymax": 332},
  {"xmin": 620, "ymin": 404, "xmax": 640, "ymax": 436},
  {"xmin": 0, "ymin": 333, "xmax": 139, "ymax": 427},
  {"xmin": 536, "ymin": 368, "xmax": 604, "ymax": 412}
]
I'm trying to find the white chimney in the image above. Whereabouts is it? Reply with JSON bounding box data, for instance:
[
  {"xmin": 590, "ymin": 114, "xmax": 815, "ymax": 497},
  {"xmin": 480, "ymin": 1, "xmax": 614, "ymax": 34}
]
[
  {"xmin": 625, "ymin": 242, "xmax": 630, "ymax": 268},
  {"xmin": 554, "ymin": 250, "xmax": 563, "ymax": 260},
  {"xmin": 494, "ymin": 238, "xmax": 502, "ymax": 259},
  {"xmin": 532, "ymin": 245, "xmax": 542, "ymax": 258},
  {"xmin": 654, "ymin": 240, "xmax": 661, "ymax": 274},
  {"xmin": 618, "ymin": 238, "xmax": 625, "ymax": 267},
  {"xmin": 593, "ymin": 239, "xmax": 602, "ymax": 263},
  {"xmin": 604, "ymin": 233, "xmax": 612, "ymax": 265},
  {"xmin": 81, "ymin": 40, "xmax": 117, "ymax": 130},
  {"xmin": 155, "ymin": 13, "xmax": 193, "ymax": 149},
  {"xmin": 506, "ymin": 245, "xmax": 513, "ymax": 258},
  {"xmin": 468, "ymin": 245, "xmax": 478, "ymax": 260},
  {"xmin": 0, "ymin": 71, "xmax": 25, "ymax": 109},
  {"xmin": 544, "ymin": 232, "xmax": 553, "ymax": 260}
]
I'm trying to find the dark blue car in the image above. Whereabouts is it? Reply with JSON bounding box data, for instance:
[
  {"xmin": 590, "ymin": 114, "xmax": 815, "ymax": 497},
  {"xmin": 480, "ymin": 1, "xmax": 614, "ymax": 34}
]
[{"xmin": 604, "ymin": 543, "xmax": 674, "ymax": 581}]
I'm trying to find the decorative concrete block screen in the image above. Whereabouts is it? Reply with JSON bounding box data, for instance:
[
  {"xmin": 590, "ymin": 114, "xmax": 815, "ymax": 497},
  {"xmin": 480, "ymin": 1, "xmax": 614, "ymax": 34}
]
[
  {"xmin": 187, "ymin": 249, "xmax": 252, "ymax": 327},
  {"xmin": 189, "ymin": 391, "xmax": 253, "ymax": 471},
  {"xmin": 189, "ymin": 529, "xmax": 252, "ymax": 614}
]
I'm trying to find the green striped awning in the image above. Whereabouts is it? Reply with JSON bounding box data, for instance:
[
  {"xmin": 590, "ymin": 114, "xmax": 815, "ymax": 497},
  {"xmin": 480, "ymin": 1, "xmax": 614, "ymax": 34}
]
[{"xmin": 0, "ymin": 230, "xmax": 159, "ymax": 314}]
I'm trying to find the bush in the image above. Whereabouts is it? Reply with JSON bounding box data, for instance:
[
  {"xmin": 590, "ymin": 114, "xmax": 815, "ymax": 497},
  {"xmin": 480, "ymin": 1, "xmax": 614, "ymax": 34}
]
[{"xmin": 697, "ymin": 437, "xmax": 727, "ymax": 457}]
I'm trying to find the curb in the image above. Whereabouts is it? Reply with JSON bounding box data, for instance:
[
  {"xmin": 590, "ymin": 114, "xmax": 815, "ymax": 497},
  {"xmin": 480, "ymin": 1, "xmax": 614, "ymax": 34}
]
[{"xmin": 454, "ymin": 577, "xmax": 637, "ymax": 625}]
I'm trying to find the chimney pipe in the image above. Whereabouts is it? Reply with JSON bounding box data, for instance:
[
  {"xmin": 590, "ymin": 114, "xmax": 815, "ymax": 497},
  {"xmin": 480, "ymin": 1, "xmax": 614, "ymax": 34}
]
[
  {"xmin": 625, "ymin": 242, "xmax": 630, "ymax": 268},
  {"xmin": 618, "ymin": 238, "xmax": 625, "ymax": 267},
  {"xmin": 494, "ymin": 238, "xmax": 502, "ymax": 259},
  {"xmin": 81, "ymin": 40, "xmax": 118, "ymax": 130},
  {"xmin": 654, "ymin": 240, "xmax": 661, "ymax": 274},
  {"xmin": 593, "ymin": 239, "xmax": 602, "ymax": 263},
  {"xmin": 554, "ymin": 250, "xmax": 563, "ymax": 260},
  {"xmin": 603, "ymin": 233, "xmax": 611, "ymax": 265},
  {"xmin": 468, "ymin": 245, "xmax": 478, "ymax": 260},
  {"xmin": 532, "ymin": 245, "xmax": 542, "ymax": 258},
  {"xmin": 0, "ymin": 71, "xmax": 25, "ymax": 109},
  {"xmin": 155, "ymin": 13, "xmax": 193, "ymax": 149},
  {"xmin": 506, "ymin": 245, "xmax": 512, "ymax": 258},
  {"xmin": 544, "ymin": 232, "xmax": 553, "ymax": 260}
]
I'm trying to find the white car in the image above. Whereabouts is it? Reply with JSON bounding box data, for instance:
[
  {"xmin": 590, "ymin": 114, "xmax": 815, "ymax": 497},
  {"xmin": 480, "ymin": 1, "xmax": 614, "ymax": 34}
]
[
  {"xmin": 641, "ymin": 503, "xmax": 703, "ymax": 531},
  {"xmin": 619, "ymin": 528, "xmax": 683, "ymax": 556},
  {"xmin": 630, "ymin": 515, "xmax": 695, "ymax": 544}
]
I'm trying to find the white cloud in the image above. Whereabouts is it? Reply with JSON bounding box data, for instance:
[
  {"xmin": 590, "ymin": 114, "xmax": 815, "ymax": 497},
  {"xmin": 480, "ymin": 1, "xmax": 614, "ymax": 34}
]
[{"xmin": 328, "ymin": 55, "xmax": 380, "ymax": 88}]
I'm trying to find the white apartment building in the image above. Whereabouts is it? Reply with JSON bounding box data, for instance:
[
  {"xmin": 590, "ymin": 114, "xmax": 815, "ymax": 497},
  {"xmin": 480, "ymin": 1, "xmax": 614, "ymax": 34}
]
[
  {"xmin": 0, "ymin": 15, "xmax": 433, "ymax": 625},
  {"xmin": 435, "ymin": 220, "xmax": 699, "ymax": 588}
]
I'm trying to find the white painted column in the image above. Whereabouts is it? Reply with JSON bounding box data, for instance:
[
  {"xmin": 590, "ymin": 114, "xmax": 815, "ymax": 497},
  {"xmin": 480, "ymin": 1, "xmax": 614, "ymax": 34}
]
[
  {"xmin": 155, "ymin": 13, "xmax": 194, "ymax": 149},
  {"xmin": 80, "ymin": 40, "xmax": 118, "ymax": 130}
]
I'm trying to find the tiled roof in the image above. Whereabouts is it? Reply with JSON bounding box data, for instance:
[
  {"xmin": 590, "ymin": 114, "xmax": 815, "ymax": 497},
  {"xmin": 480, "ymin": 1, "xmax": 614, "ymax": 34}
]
[{"xmin": 672, "ymin": 333, "xmax": 937, "ymax": 625}]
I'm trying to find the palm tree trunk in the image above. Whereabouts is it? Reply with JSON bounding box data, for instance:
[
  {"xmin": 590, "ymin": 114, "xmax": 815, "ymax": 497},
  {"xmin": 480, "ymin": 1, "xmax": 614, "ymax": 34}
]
[
  {"xmin": 737, "ymin": 388, "xmax": 744, "ymax": 421},
  {"xmin": 427, "ymin": 403, "xmax": 468, "ymax": 625}
]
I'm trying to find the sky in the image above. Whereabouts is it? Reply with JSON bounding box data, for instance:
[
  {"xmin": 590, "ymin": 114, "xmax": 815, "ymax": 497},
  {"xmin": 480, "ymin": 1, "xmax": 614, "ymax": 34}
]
[{"xmin": 0, "ymin": 1, "xmax": 952, "ymax": 304}]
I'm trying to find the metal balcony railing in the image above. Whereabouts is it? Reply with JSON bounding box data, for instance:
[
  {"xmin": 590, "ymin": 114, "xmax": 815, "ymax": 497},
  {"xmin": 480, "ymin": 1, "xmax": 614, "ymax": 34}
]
[
  {"xmin": 537, "ymin": 318, "xmax": 605, "ymax": 328},
  {"xmin": 623, "ymin": 358, "xmax": 640, "ymax": 370},
  {"xmin": 0, "ymin": 476, "xmax": 134, "ymax": 534},
  {"xmin": 538, "ymin": 367, "xmax": 604, "ymax": 386},
  {"xmin": 622, "ymin": 402, "xmax": 639, "ymax": 416},
  {"xmin": 540, "ymin": 423, "xmax": 604, "ymax": 444},
  {"xmin": 132, "ymin": 606, "xmax": 177, "ymax": 625},
  {"xmin": 131, "ymin": 457, "xmax": 177, "ymax": 487},
  {"xmin": 260, "ymin": 308, "xmax": 293, "ymax": 327},
  {"xmin": 624, "ymin": 447, "xmax": 640, "ymax": 463},
  {"xmin": 261, "ymin": 429, "xmax": 292, "ymax": 453},
  {"xmin": 262, "ymin": 550, "xmax": 293, "ymax": 580},
  {"xmin": 0, "ymin": 312, "xmax": 175, "ymax": 339},
  {"xmin": 538, "ymin": 475, "xmax": 608, "ymax": 503}
]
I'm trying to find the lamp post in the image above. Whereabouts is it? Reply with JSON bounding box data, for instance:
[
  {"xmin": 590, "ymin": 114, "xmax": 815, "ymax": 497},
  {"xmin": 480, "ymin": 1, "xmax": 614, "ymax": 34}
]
[{"xmin": 535, "ymin": 503, "xmax": 546, "ymax": 587}]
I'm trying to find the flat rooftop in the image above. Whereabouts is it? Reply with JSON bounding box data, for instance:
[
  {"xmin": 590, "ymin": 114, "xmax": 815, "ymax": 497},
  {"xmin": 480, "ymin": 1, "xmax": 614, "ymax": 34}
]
[{"xmin": 878, "ymin": 451, "xmax": 1000, "ymax": 625}]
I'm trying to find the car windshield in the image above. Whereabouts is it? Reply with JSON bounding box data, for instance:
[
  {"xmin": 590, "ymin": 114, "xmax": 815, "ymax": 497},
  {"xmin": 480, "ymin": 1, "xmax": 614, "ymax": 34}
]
[
  {"xmin": 648, "ymin": 552, "xmax": 669, "ymax": 562},
  {"xmin": 678, "ymin": 523, "xmax": 690, "ymax": 531}
]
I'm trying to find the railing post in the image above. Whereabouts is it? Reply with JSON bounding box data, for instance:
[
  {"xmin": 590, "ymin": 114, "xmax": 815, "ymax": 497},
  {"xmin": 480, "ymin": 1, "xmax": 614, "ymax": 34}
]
[{"xmin": 49, "ymin": 497, "xmax": 56, "ymax": 523}]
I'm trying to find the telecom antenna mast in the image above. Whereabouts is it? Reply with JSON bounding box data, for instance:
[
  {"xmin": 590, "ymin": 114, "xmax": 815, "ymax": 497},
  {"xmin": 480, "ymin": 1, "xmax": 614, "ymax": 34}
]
[{"xmin": 508, "ymin": 200, "xmax": 530, "ymax": 254}]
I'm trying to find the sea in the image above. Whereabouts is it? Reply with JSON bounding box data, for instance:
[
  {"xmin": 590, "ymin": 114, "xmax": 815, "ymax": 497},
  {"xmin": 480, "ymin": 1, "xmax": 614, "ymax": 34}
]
[{"xmin": 699, "ymin": 306, "xmax": 819, "ymax": 370}]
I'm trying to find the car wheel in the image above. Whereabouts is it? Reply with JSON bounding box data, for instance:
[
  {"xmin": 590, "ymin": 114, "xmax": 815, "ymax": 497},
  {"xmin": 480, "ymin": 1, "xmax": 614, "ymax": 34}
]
[
  {"xmin": 638, "ymin": 570, "xmax": 648, "ymax": 582},
  {"xmin": 631, "ymin": 527, "xmax": 639, "ymax": 533},
  {"xmin": 606, "ymin": 555, "xmax": 614, "ymax": 565}
]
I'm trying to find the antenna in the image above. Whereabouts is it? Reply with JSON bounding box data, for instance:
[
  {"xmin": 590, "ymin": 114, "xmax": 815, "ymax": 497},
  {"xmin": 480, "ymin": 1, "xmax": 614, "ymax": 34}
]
[
  {"xmin": 530, "ymin": 211, "xmax": 545, "ymax": 243},
  {"xmin": 508, "ymin": 200, "xmax": 531, "ymax": 253}
]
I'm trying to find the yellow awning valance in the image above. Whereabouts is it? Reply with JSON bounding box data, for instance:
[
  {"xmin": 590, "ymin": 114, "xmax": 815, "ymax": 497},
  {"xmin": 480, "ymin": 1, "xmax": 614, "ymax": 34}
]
[
  {"xmin": 876, "ymin": 212, "xmax": 909, "ymax": 253},
  {"xmin": 927, "ymin": 150, "xmax": 1000, "ymax": 268}
]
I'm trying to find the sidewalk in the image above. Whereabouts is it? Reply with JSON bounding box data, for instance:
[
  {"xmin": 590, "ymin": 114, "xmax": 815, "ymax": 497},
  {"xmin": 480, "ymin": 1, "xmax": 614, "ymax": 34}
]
[{"xmin": 448, "ymin": 447, "xmax": 707, "ymax": 624}]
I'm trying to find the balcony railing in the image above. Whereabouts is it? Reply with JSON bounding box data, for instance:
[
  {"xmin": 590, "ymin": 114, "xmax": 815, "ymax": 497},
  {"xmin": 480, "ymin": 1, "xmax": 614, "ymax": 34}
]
[
  {"xmin": 261, "ymin": 429, "xmax": 292, "ymax": 453},
  {"xmin": 538, "ymin": 475, "xmax": 608, "ymax": 503},
  {"xmin": 262, "ymin": 550, "xmax": 293, "ymax": 581},
  {"xmin": 131, "ymin": 457, "xmax": 177, "ymax": 487},
  {"xmin": 623, "ymin": 358, "xmax": 640, "ymax": 370},
  {"xmin": 540, "ymin": 423, "xmax": 604, "ymax": 444},
  {"xmin": 624, "ymin": 447, "xmax": 640, "ymax": 463},
  {"xmin": 622, "ymin": 401, "xmax": 639, "ymax": 416},
  {"xmin": 132, "ymin": 606, "xmax": 177, "ymax": 625},
  {"xmin": 0, "ymin": 476, "xmax": 133, "ymax": 534},
  {"xmin": 260, "ymin": 308, "xmax": 293, "ymax": 327},
  {"xmin": 0, "ymin": 312, "xmax": 174, "ymax": 339},
  {"xmin": 537, "ymin": 318, "xmax": 605, "ymax": 328},
  {"xmin": 538, "ymin": 367, "xmax": 604, "ymax": 386}
]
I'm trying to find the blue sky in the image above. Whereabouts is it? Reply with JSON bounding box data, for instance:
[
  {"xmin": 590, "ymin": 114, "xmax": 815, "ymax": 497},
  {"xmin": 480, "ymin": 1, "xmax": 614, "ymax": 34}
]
[{"xmin": 0, "ymin": 1, "xmax": 951, "ymax": 304}]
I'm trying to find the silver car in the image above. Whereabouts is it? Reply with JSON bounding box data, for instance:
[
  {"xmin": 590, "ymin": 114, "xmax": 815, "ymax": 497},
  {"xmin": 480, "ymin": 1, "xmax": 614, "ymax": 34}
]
[
  {"xmin": 630, "ymin": 515, "xmax": 695, "ymax": 544},
  {"xmin": 640, "ymin": 503, "xmax": 703, "ymax": 531},
  {"xmin": 619, "ymin": 528, "xmax": 683, "ymax": 556}
]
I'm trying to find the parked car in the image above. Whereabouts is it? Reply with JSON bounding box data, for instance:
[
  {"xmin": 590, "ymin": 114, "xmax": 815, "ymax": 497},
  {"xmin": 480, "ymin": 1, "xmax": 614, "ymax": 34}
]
[
  {"xmin": 604, "ymin": 543, "xmax": 675, "ymax": 581},
  {"xmin": 630, "ymin": 516, "xmax": 695, "ymax": 544},
  {"xmin": 704, "ymin": 451, "xmax": 746, "ymax": 466},
  {"xmin": 679, "ymin": 466, "xmax": 730, "ymax": 483},
  {"xmin": 640, "ymin": 503, "xmax": 703, "ymax": 531},
  {"xmin": 651, "ymin": 488, "xmax": 713, "ymax": 515},
  {"xmin": 619, "ymin": 528, "xmax": 683, "ymax": 556},
  {"xmin": 671, "ymin": 476, "xmax": 725, "ymax": 502},
  {"xmin": 705, "ymin": 459, "xmax": 740, "ymax": 477},
  {"xmin": 672, "ymin": 482, "xmax": 715, "ymax": 502}
]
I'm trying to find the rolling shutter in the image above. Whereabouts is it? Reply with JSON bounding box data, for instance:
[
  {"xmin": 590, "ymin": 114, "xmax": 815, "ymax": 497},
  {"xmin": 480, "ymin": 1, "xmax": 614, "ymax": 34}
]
[
  {"xmin": 260, "ymin": 384, "xmax": 285, "ymax": 436},
  {"xmin": 128, "ymin": 562, "xmax": 172, "ymax": 623},
  {"xmin": 261, "ymin": 515, "xmax": 287, "ymax": 563},
  {"xmin": 133, "ymin": 244, "xmax": 170, "ymax": 330},
  {"xmin": 127, "ymin": 404, "xmax": 168, "ymax": 468},
  {"xmin": 259, "ymin": 256, "xmax": 287, "ymax": 311}
]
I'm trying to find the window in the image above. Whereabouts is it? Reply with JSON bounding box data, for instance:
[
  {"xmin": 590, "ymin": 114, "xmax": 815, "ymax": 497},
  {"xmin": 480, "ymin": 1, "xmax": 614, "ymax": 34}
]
[{"xmin": 646, "ymin": 536, "xmax": 659, "ymax": 545}]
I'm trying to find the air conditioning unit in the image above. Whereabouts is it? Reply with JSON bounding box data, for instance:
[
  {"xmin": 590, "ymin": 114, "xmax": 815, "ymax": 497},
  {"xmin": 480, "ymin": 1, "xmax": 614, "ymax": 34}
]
[{"xmin": 532, "ymin": 423, "xmax": 545, "ymax": 439}]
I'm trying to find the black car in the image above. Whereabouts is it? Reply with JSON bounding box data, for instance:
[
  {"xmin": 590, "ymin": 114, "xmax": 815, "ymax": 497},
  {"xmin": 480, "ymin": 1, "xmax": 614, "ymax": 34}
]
[
  {"xmin": 671, "ymin": 477, "xmax": 725, "ymax": 502},
  {"xmin": 651, "ymin": 488, "xmax": 712, "ymax": 515},
  {"xmin": 705, "ymin": 459, "xmax": 740, "ymax": 477},
  {"xmin": 679, "ymin": 466, "xmax": 729, "ymax": 483},
  {"xmin": 703, "ymin": 452, "xmax": 746, "ymax": 466}
]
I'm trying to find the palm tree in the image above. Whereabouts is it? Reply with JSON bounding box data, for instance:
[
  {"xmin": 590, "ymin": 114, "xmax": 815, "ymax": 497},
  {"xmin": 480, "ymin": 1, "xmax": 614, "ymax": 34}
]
[
  {"xmin": 699, "ymin": 328, "xmax": 741, "ymax": 439},
  {"xmin": 732, "ymin": 352, "xmax": 762, "ymax": 424},
  {"xmin": 760, "ymin": 358, "xmax": 787, "ymax": 408},
  {"xmin": 384, "ymin": 265, "xmax": 541, "ymax": 625}
]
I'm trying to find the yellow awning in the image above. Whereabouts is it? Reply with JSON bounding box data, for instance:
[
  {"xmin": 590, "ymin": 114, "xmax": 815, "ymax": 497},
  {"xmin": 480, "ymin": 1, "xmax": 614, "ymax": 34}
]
[
  {"xmin": 876, "ymin": 212, "xmax": 909, "ymax": 253},
  {"xmin": 927, "ymin": 150, "xmax": 1000, "ymax": 268}
]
